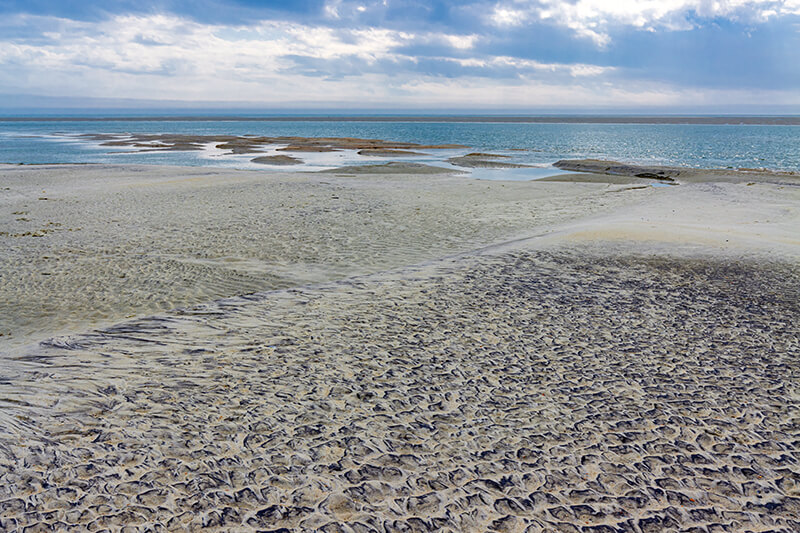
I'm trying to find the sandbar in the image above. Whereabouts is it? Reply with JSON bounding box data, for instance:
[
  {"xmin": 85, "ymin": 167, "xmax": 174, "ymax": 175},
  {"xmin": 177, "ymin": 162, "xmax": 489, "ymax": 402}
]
[
  {"xmin": 448, "ymin": 153, "xmax": 534, "ymax": 169},
  {"xmin": 554, "ymin": 158, "xmax": 800, "ymax": 185}
]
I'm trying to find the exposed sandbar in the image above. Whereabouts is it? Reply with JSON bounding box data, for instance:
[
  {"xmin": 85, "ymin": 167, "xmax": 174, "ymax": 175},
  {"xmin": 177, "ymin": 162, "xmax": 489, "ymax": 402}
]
[
  {"xmin": 80, "ymin": 133, "xmax": 466, "ymax": 155},
  {"xmin": 447, "ymin": 152, "xmax": 535, "ymax": 169},
  {"xmin": 251, "ymin": 155, "xmax": 303, "ymax": 165},
  {"xmin": 555, "ymin": 158, "xmax": 800, "ymax": 185}
]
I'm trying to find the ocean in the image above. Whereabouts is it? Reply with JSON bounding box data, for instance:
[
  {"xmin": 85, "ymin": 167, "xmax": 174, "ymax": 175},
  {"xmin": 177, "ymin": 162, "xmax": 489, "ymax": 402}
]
[{"xmin": 1, "ymin": 117, "xmax": 799, "ymax": 180}]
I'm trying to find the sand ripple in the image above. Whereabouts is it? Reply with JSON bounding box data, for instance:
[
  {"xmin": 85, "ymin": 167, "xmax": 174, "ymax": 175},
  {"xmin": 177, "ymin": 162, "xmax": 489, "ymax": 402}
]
[{"xmin": 1, "ymin": 248, "xmax": 798, "ymax": 531}]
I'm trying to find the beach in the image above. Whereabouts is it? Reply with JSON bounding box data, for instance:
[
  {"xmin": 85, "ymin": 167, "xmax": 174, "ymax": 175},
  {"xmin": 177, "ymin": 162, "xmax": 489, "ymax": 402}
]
[
  {"xmin": 1, "ymin": 163, "xmax": 799, "ymax": 531},
  {"xmin": 0, "ymin": 163, "xmax": 652, "ymax": 352}
]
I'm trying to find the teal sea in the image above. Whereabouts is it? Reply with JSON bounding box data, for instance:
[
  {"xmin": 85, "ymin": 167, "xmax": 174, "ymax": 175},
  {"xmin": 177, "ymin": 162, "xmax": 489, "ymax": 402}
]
[{"xmin": 1, "ymin": 117, "xmax": 799, "ymax": 179}]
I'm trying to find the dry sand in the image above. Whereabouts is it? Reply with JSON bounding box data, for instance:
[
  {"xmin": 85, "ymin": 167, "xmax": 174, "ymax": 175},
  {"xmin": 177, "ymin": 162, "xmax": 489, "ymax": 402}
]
[
  {"xmin": 0, "ymin": 163, "xmax": 799, "ymax": 532},
  {"xmin": 0, "ymin": 164, "xmax": 645, "ymax": 352}
]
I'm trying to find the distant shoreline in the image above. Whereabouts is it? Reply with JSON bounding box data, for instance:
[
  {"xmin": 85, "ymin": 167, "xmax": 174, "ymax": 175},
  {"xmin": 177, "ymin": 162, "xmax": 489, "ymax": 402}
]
[{"xmin": 2, "ymin": 115, "xmax": 800, "ymax": 125}]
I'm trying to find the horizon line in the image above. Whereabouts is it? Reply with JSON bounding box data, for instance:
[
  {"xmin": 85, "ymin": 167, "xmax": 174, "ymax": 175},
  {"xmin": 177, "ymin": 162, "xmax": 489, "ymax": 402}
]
[{"xmin": 1, "ymin": 114, "xmax": 800, "ymax": 125}]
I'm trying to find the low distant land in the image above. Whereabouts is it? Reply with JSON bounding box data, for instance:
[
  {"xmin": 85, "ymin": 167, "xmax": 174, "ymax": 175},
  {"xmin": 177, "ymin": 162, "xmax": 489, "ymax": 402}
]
[{"xmin": 1, "ymin": 115, "xmax": 800, "ymax": 125}]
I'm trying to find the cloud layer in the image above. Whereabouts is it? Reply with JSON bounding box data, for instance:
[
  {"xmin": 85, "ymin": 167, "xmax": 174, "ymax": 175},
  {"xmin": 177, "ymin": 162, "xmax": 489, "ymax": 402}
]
[
  {"xmin": 490, "ymin": 0, "xmax": 800, "ymax": 45},
  {"xmin": 0, "ymin": 1, "xmax": 798, "ymax": 110}
]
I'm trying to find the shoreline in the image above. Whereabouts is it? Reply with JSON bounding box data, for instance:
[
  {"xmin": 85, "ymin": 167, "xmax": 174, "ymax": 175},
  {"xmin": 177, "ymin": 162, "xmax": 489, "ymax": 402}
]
[{"xmin": 5, "ymin": 157, "xmax": 800, "ymax": 180}]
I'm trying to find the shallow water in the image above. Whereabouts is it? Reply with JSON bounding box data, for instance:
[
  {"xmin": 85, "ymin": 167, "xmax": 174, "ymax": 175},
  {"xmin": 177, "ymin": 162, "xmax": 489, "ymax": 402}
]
[{"xmin": 1, "ymin": 119, "xmax": 799, "ymax": 179}]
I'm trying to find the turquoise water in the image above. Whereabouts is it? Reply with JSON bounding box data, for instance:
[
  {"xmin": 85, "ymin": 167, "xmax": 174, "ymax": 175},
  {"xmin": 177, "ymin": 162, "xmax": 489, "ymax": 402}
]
[{"xmin": 1, "ymin": 119, "xmax": 798, "ymax": 179}]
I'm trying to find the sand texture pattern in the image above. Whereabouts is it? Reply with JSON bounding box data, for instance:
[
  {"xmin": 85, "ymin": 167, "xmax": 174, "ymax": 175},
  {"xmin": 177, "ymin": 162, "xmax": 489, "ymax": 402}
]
[
  {"xmin": 0, "ymin": 247, "xmax": 798, "ymax": 532},
  {"xmin": 0, "ymin": 164, "xmax": 646, "ymax": 351},
  {"xmin": 1, "ymin": 163, "xmax": 799, "ymax": 532}
]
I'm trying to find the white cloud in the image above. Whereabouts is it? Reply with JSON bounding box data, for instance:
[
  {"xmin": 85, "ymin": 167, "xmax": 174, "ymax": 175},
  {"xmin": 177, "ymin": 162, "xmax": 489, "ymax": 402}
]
[
  {"xmin": 490, "ymin": 0, "xmax": 800, "ymax": 46},
  {"xmin": 0, "ymin": 14, "xmax": 413, "ymax": 79},
  {"xmin": 324, "ymin": 0, "xmax": 342, "ymax": 18},
  {"xmin": 393, "ymin": 75, "xmax": 800, "ymax": 109},
  {"xmin": 490, "ymin": 7, "xmax": 529, "ymax": 26},
  {"xmin": 0, "ymin": 14, "xmax": 601, "ymax": 94},
  {"xmin": 323, "ymin": 0, "xmax": 379, "ymax": 19},
  {"xmin": 441, "ymin": 34, "xmax": 480, "ymax": 49},
  {"xmin": 471, "ymin": 55, "xmax": 615, "ymax": 76},
  {"xmin": 0, "ymin": 12, "xmax": 796, "ymax": 109}
]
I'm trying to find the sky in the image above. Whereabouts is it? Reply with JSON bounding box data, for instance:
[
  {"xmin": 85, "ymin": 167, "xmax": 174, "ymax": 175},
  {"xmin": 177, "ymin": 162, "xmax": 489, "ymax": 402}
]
[{"xmin": 0, "ymin": 0, "xmax": 799, "ymax": 112}]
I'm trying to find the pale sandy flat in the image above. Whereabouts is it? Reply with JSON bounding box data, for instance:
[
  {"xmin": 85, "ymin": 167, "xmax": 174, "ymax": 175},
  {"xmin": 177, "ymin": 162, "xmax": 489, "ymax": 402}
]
[{"xmin": 0, "ymin": 164, "xmax": 648, "ymax": 352}]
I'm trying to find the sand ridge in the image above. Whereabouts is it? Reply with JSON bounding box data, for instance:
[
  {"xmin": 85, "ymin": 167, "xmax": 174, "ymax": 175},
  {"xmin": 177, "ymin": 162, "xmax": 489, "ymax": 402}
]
[{"xmin": 553, "ymin": 159, "xmax": 800, "ymax": 186}]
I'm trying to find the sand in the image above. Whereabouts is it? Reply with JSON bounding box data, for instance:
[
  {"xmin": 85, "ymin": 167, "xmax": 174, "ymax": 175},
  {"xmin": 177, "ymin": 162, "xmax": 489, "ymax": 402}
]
[
  {"xmin": 448, "ymin": 153, "xmax": 534, "ymax": 169},
  {"xmin": 1, "ymin": 163, "xmax": 799, "ymax": 531},
  {"xmin": 553, "ymin": 159, "xmax": 799, "ymax": 185},
  {"xmin": 251, "ymin": 155, "xmax": 304, "ymax": 165},
  {"xmin": 0, "ymin": 163, "xmax": 645, "ymax": 352}
]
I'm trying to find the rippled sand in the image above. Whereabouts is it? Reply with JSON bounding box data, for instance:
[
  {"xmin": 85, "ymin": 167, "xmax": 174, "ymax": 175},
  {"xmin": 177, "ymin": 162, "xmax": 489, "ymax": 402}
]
[
  {"xmin": 1, "ymin": 246, "xmax": 799, "ymax": 531},
  {"xmin": 0, "ymin": 164, "xmax": 645, "ymax": 351},
  {"xmin": 1, "ymin": 164, "xmax": 799, "ymax": 531}
]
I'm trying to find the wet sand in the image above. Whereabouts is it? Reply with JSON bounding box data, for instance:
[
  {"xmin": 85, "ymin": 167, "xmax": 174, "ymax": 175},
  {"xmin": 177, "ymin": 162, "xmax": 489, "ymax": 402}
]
[
  {"xmin": 1, "ymin": 164, "xmax": 799, "ymax": 531},
  {"xmin": 553, "ymin": 159, "xmax": 799, "ymax": 185}
]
